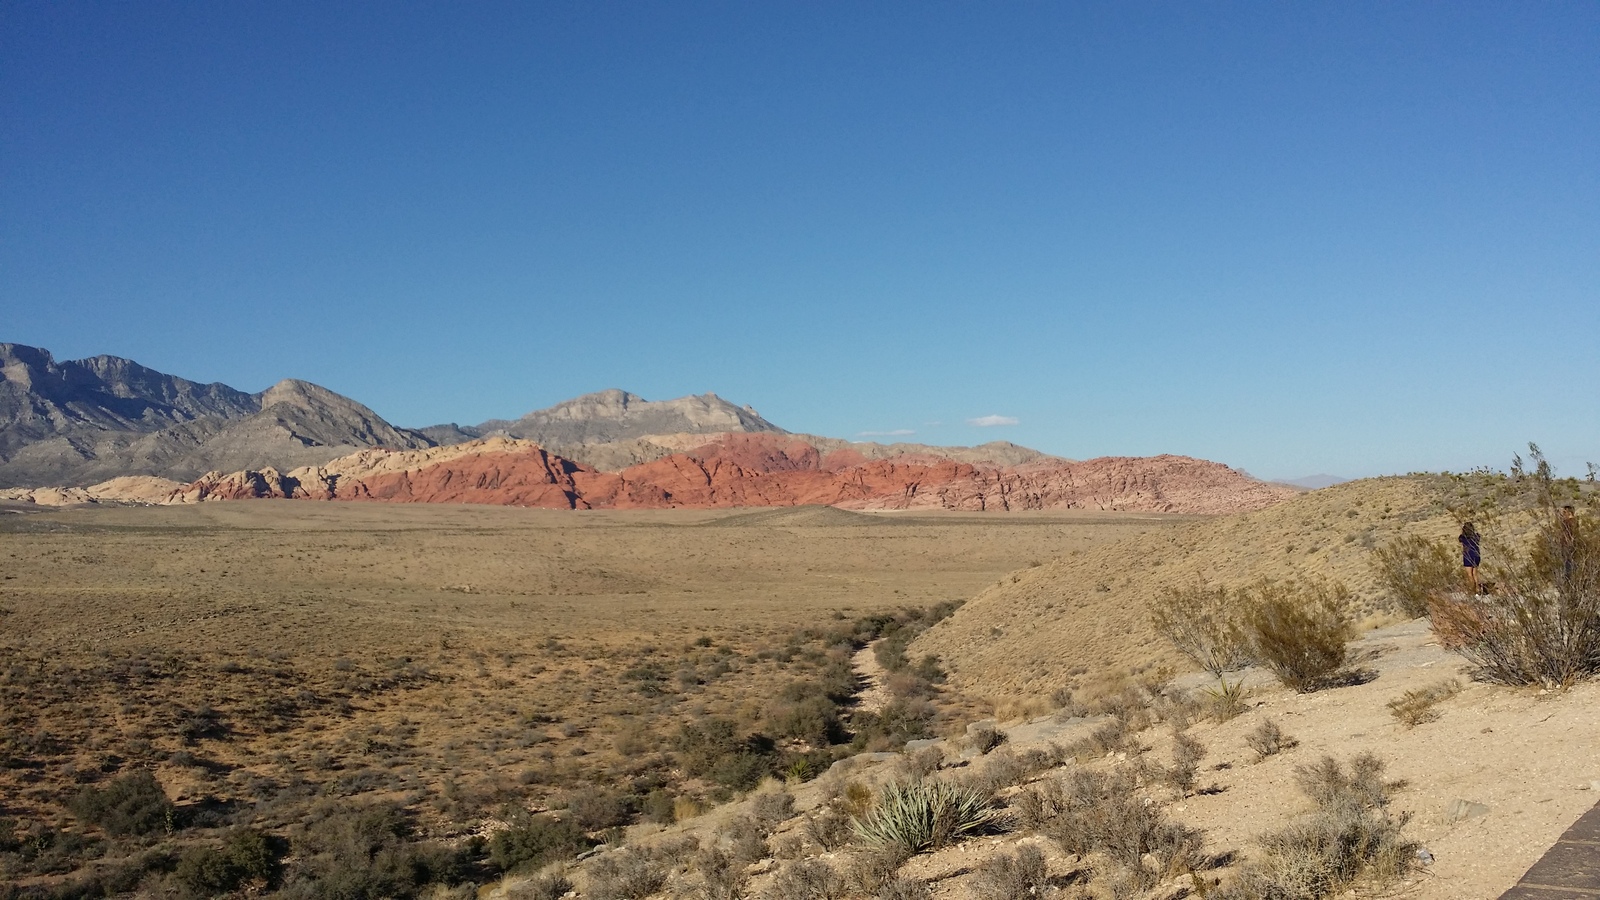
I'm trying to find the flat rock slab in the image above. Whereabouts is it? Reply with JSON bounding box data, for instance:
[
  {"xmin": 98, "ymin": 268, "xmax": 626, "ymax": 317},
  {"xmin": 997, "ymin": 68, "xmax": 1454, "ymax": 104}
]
[{"xmin": 1500, "ymin": 800, "xmax": 1600, "ymax": 899}]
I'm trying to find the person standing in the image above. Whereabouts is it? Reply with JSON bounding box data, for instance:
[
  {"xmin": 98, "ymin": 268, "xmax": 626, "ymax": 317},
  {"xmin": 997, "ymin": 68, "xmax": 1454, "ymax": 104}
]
[{"xmin": 1460, "ymin": 522, "xmax": 1483, "ymax": 595}]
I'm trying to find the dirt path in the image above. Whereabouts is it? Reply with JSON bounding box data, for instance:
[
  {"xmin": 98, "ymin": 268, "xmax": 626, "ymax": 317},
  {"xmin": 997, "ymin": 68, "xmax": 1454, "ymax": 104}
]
[{"xmin": 852, "ymin": 640, "xmax": 892, "ymax": 714}]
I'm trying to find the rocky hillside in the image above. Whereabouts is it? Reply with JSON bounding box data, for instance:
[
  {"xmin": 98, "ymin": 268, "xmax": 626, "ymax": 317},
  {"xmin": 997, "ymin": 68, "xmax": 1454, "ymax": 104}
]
[
  {"xmin": 911, "ymin": 476, "xmax": 1455, "ymax": 701},
  {"xmin": 0, "ymin": 344, "xmax": 432, "ymax": 487}
]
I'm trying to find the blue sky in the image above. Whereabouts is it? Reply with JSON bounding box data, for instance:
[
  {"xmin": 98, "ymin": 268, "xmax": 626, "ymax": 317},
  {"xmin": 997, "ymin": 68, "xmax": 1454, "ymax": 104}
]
[{"xmin": 4, "ymin": 2, "xmax": 1597, "ymax": 479}]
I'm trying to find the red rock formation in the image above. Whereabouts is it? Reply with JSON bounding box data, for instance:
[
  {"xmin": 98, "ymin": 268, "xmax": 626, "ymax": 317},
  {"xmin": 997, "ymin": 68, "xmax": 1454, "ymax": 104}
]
[{"xmin": 166, "ymin": 434, "xmax": 1296, "ymax": 515}]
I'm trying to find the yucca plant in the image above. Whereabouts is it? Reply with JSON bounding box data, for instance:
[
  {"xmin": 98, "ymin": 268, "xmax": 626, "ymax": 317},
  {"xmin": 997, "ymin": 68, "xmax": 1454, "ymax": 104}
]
[{"xmin": 852, "ymin": 781, "xmax": 1003, "ymax": 853}]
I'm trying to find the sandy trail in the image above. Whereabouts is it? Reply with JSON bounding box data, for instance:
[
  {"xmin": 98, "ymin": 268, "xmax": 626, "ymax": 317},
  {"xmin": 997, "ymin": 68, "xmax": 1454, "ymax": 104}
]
[{"xmin": 852, "ymin": 640, "xmax": 892, "ymax": 714}]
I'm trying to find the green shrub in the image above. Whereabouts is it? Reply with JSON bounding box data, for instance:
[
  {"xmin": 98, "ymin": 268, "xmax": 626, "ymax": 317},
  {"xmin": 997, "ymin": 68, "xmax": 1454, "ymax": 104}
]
[
  {"xmin": 175, "ymin": 829, "xmax": 285, "ymax": 895},
  {"xmin": 1242, "ymin": 578, "xmax": 1355, "ymax": 692},
  {"xmin": 488, "ymin": 813, "xmax": 591, "ymax": 874},
  {"xmin": 852, "ymin": 781, "xmax": 1003, "ymax": 853},
  {"xmin": 68, "ymin": 770, "xmax": 173, "ymax": 837}
]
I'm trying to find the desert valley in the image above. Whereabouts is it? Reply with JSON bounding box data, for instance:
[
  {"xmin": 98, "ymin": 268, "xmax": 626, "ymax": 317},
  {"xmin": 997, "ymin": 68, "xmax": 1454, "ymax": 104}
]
[{"xmin": 2, "ymin": 344, "xmax": 1597, "ymax": 900}]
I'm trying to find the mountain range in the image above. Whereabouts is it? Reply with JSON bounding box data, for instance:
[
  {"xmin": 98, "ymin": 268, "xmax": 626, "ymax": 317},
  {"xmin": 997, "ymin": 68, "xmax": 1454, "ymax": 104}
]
[{"xmin": 0, "ymin": 343, "xmax": 1296, "ymax": 514}]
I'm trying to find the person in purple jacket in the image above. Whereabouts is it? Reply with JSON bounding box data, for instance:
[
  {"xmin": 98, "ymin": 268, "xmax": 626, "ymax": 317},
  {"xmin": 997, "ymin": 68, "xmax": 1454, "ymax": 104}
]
[{"xmin": 1459, "ymin": 522, "xmax": 1482, "ymax": 595}]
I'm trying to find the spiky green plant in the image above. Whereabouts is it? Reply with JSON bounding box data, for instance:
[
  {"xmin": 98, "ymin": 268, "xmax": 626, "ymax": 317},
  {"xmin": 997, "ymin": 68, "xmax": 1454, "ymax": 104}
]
[{"xmin": 851, "ymin": 781, "xmax": 1003, "ymax": 853}]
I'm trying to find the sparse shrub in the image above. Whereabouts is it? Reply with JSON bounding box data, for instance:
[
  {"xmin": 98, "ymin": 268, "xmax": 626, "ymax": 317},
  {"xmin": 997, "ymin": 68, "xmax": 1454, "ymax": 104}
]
[
  {"xmin": 1241, "ymin": 578, "xmax": 1355, "ymax": 692},
  {"xmin": 898, "ymin": 746, "xmax": 944, "ymax": 780},
  {"xmin": 489, "ymin": 813, "xmax": 592, "ymax": 874},
  {"xmin": 568, "ymin": 787, "xmax": 635, "ymax": 830},
  {"xmin": 962, "ymin": 748, "xmax": 1033, "ymax": 795},
  {"xmin": 1148, "ymin": 583, "xmax": 1254, "ymax": 678},
  {"xmin": 1245, "ymin": 719, "xmax": 1296, "ymax": 761},
  {"xmin": 284, "ymin": 801, "xmax": 471, "ymax": 898},
  {"xmin": 506, "ymin": 868, "xmax": 573, "ymax": 900},
  {"xmin": 1386, "ymin": 679, "xmax": 1462, "ymax": 728},
  {"xmin": 1167, "ymin": 731, "xmax": 1206, "ymax": 796},
  {"xmin": 804, "ymin": 805, "xmax": 855, "ymax": 851},
  {"xmin": 752, "ymin": 789, "xmax": 796, "ymax": 831},
  {"xmin": 875, "ymin": 876, "xmax": 930, "ymax": 900},
  {"xmin": 1035, "ymin": 768, "xmax": 1203, "ymax": 887},
  {"xmin": 852, "ymin": 780, "xmax": 1003, "ymax": 854},
  {"xmin": 971, "ymin": 844, "xmax": 1050, "ymax": 900},
  {"xmin": 692, "ymin": 846, "xmax": 746, "ymax": 900},
  {"xmin": 68, "ymin": 769, "xmax": 173, "ymax": 836},
  {"xmin": 586, "ymin": 848, "xmax": 668, "ymax": 900},
  {"xmin": 717, "ymin": 816, "xmax": 768, "ymax": 866},
  {"xmin": 1372, "ymin": 535, "xmax": 1460, "ymax": 618},
  {"xmin": 766, "ymin": 858, "xmax": 847, "ymax": 900},
  {"xmin": 852, "ymin": 698, "xmax": 936, "ymax": 751},
  {"xmin": 844, "ymin": 844, "xmax": 912, "ymax": 895},
  {"xmin": 1222, "ymin": 753, "xmax": 1416, "ymax": 900},
  {"xmin": 966, "ymin": 722, "xmax": 1008, "ymax": 755}
]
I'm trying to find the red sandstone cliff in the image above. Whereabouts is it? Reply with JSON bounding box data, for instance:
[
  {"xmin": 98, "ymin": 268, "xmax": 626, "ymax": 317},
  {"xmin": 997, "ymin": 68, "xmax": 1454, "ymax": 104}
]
[{"xmin": 165, "ymin": 434, "xmax": 1295, "ymax": 514}]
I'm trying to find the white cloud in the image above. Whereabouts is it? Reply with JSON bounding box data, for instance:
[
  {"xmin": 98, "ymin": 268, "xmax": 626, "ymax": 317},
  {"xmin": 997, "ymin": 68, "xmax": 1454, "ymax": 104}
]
[
  {"xmin": 858, "ymin": 429, "xmax": 916, "ymax": 437},
  {"xmin": 967, "ymin": 415, "xmax": 1019, "ymax": 427}
]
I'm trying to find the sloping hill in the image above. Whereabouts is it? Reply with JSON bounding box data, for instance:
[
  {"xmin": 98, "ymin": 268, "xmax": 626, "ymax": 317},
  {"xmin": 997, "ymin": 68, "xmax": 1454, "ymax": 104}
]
[{"xmin": 911, "ymin": 477, "xmax": 1456, "ymax": 701}]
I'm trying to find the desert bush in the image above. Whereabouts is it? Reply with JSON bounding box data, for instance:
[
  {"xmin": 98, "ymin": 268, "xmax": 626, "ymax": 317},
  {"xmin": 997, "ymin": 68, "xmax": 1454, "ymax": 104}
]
[
  {"xmin": 851, "ymin": 698, "xmax": 936, "ymax": 751},
  {"xmin": 488, "ymin": 813, "xmax": 592, "ymax": 874},
  {"xmin": 874, "ymin": 876, "xmax": 930, "ymax": 900},
  {"xmin": 1148, "ymin": 584, "xmax": 1254, "ymax": 678},
  {"xmin": 1222, "ymin": 753, "xmax": 1415, "ymax": 900},
  {"xmin": 804, "ymin": 805, "xmax": 856, "ymax": 851},
  {"xmin": 963, "ymin": 748, "xmax": 1032, "ymax": 795},
  {"xmin": 1035, "ymin": 768, "xmax": 1203, "ymax": 886},
  {"xmin": 174, "ymin": 828, "xmax": 284, "ymax": 895},
  {"xmin": 1241, "ymin": 578, "xmax": 1355, "ymax": 692},
  {"xmin": 971, "ymin": 844, "xmax": 1050, "ymax": 900},
  {"xmin": 506, "ymin": 868, "xmax": 573, "ymax": 900},
  {"xmin": 1404, "ymin": 447, "xmax": 1600, "ymax": 687},
  {"xmin": 752, "ymin": 789, "xmax": 797, "ymax": 831},
  {"xmin": 966, "ymin": 722, "xmax": 1008, "ymax": 755},
  {"xmin": 1386, "ymin": 679, "xmax": 1462, "ymax": 728},
  {"xmin": 843, "ymin": 844, "xmax": 912, "ymax": 895},
  {"xmin": 717, "ymin": 816, "xmax": 768, "ymax": 866},
  {"xmin": 586, "ymin": 848, "xmax": 669, "ymax": 900},
  {"xmin": 897, "ymin": 746, "xmax": 944, "ymax": 780},
  {"xmin": 691, "ymin": 846, "xmax": 746, "ymax": 900},
  {"xmin": 766, "ymin": 858, "xmax": 847, "ymax": 900},
  {"xmin": 281, "ymin": 801, "xmax": 471, "ymax": 899},
  {"xmin": 68, "ymin": 769, "xmax": 173, "ymax": 836},
  {"xmin": 1372, "ymin": 535, "xmax": 1460, "ymax": 618},
  {"xmin": 1167, "ymin": 731, "xmax": 1206, "ymax": 796},
  {"xmin": 852, "ymin": 781, "xmax": 1004, "ymax": 853},
  {"xmin": 568, "ymin": 787, "xmax": 636, "ymax": 830},
  {"xmin": 1245, "ymin": 719, "xmax": 1296, "ymax": 761}
]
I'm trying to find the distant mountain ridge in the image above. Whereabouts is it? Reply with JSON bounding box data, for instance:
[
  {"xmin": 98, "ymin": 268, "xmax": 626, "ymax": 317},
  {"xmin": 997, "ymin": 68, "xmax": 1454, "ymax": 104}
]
[{"xmin": 0, "ymin": 343, "xmax": 432, "ymax": 488}]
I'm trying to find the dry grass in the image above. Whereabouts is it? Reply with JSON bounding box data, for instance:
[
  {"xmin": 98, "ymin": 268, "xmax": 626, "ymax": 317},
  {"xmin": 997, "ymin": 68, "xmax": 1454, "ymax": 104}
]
[
  {"xmin": 1386, "ymin": 679, "xmax": 1462, "ymax": 728},
  {"xmin": 0, "ymin": 502, "xmax": 1124, "ymax": 896}
]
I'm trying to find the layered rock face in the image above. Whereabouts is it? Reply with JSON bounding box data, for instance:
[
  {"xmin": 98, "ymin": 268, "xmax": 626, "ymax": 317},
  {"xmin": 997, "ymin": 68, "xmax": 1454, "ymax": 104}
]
[{"xmin": 154, "ymin": 433, "xmax": 1294, "ymax": 514}]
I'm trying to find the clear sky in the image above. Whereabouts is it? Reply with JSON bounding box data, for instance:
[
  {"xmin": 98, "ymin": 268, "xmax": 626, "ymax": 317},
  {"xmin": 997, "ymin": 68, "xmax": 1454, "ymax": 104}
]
[{"xmin": 4, "ymin": 3, "xmax": 1597, "ymax": 480}]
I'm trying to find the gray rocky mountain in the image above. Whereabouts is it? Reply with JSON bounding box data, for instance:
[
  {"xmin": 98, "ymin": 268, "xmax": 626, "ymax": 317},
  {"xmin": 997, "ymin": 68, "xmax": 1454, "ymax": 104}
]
[
  {"xmin": 0, "ymin": 344, "xmax": 431, "ymax": 488},
  {"xmin": 429, "ymin": 388, "xmax": 787, "ymax": 449}
]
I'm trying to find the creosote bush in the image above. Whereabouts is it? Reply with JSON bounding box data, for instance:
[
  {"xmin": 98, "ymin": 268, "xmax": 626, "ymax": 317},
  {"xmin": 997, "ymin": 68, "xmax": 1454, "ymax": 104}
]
[
  {"xmin": 1148, "ymin": 584, "xmax": 1253, "ymax": 678},
  {"xmin": 1373, "ymin": 535, "xmax": 1461, "ymax": 618},
  {"xmin": 1241, "ymin": 578, "xmax": 1355, "ymax": 692}
]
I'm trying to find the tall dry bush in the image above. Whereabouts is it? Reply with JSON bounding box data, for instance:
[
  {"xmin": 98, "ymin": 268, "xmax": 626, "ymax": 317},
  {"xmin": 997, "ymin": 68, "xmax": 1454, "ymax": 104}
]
[
  {"xmin": 1147, "ymin": 584, "xmax": 1253, "ymax": 678},
  {"xmin": 1372, "ymin": 535, "xmax": 1460, "ymax": 618},
  {"xmin": 1404, "ymin": 447, "xmax": 1600, "ymax": 687},
  {"xmin": 1240, "ymin": 578, "xmax": 1355, "ymax": 692}
]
